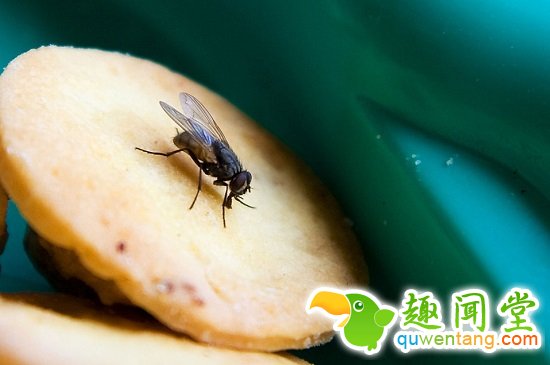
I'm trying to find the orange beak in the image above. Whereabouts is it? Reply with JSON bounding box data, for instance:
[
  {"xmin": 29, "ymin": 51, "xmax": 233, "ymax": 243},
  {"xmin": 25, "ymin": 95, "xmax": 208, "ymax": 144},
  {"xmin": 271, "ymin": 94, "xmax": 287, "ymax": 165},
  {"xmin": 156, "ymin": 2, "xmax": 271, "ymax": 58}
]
[{"xmin": 308, "ymin": 290, "xmax": 351, "ymax": 327}]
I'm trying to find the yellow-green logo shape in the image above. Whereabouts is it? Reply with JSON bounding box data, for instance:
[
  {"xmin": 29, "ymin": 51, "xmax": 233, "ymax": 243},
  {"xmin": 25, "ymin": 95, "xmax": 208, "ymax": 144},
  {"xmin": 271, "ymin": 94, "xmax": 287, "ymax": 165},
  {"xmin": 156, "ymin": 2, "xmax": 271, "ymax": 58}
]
[{"xmin": 307, "ymin": 287, "xmax": 397, "ymax": 355}]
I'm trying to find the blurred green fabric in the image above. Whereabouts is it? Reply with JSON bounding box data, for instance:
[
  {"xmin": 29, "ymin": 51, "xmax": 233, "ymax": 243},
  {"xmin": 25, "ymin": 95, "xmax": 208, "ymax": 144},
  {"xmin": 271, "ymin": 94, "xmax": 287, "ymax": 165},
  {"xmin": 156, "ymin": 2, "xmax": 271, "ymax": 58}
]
[{"xmin": 0, "ymin": 1, "xmax": 548, "ymax": 364}]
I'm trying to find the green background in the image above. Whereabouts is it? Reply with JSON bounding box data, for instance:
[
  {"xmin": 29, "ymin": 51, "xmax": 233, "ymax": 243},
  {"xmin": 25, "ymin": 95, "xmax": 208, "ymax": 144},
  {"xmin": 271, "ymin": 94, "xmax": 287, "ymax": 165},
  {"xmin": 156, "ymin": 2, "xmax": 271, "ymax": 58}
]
[{"xmin": 0, "ymin": 1, "xmax": 548, "ymax": 364}]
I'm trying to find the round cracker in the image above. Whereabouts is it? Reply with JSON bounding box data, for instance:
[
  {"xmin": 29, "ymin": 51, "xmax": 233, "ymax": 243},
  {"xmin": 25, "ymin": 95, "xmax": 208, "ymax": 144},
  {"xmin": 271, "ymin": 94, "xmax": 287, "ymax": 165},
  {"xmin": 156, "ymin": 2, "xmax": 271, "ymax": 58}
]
[
  {"xmin": 0, "ymin": 293, "xmax": 309, "ymax": 365},
  {"xmin": 0, "ymin": 46, "xmax": 367, "ymax": 350}
]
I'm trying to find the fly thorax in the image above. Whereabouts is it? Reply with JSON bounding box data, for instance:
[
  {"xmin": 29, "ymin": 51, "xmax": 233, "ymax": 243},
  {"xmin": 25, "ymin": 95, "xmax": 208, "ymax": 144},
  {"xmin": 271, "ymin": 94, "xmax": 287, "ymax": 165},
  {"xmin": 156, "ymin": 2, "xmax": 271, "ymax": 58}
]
[{"xmin": 213, "ymin": 141, "xmax": 242, "ymax": 178}]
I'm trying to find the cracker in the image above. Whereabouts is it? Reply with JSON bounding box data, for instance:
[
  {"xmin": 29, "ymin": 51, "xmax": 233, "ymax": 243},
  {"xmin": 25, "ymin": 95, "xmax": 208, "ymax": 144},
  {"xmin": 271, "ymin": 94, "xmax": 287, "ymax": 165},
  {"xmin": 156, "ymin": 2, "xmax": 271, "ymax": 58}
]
[
  {"xmin": 0, "ymin": 293, "xmax": 309, "ymax": 365},
  {"xmin": 24, "ymin": 228, "xmax": 129, "ymax": 304},
  {"xmin": 0, "ymin": 46, "xmax": 367, "ymax": 350}
]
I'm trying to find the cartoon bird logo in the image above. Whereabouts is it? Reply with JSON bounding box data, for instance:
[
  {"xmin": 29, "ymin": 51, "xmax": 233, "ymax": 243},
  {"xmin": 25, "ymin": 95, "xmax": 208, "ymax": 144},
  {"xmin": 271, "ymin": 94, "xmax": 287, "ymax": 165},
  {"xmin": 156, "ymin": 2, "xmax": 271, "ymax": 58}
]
[{"xmin": 307, "ymin": 288, "xmax": 397, "ymax": 355}]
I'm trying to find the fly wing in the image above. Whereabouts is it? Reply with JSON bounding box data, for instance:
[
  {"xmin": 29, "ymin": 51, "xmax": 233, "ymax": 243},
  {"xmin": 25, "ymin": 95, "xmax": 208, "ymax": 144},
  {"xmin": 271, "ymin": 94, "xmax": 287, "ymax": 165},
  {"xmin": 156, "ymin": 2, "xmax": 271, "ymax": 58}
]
[
  {"xmin": 159, "ymin": 100, "xmax": 215, "ymax": 148},
  {"xmin": 179, "ymin": 92, "xmax": 229, "ymax": 146}
]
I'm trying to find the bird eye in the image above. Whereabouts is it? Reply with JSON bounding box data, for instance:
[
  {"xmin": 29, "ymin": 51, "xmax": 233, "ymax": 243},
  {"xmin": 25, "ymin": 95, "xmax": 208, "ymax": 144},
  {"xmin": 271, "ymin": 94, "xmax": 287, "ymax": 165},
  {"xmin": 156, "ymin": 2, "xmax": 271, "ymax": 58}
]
[{"xmin": 353, "ymin": 300, "xmax": 364, "ymax": 312}]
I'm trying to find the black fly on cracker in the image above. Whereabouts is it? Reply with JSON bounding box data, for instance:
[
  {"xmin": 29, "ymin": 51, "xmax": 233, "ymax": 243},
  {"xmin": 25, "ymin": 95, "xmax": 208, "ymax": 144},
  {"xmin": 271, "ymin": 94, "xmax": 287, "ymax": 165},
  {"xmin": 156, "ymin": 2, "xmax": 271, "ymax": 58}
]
[{"xmin": 136, "ymin": 92, "xmax": 253, "ymax": 228}]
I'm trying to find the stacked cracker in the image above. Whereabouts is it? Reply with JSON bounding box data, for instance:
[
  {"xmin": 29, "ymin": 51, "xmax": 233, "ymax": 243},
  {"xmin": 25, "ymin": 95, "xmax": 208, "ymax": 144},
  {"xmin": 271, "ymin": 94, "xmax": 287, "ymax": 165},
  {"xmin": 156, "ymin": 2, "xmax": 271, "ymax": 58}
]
[{"xmin": 0, "ymin": 46, "xmax": 368, "ymax": 364}]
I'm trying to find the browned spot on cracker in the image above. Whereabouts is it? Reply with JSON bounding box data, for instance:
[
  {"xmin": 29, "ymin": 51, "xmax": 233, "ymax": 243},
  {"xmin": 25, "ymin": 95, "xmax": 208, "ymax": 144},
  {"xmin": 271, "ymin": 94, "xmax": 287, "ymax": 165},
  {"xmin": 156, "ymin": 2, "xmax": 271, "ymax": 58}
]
[
  {"xmin": 116, "ymin": 241, "xmax": 126, "ymax": 253},
  {"xmin": 156, "ymin": 280, "xmax": 174, "ymax": 294},
  {"xmin": 181, "ymin": 282, "xmax": 196, "ymax": 293},
  {"xmin": 191, "ymin": 297, "xmax": 205, "ymax": 306},
  {"xmin": 182, "ymin": 282, "xmax": 204, "ymax": 306},
  {"xmin": 100, "ymin": 217, "xmax": 110, "ymax": 227}
]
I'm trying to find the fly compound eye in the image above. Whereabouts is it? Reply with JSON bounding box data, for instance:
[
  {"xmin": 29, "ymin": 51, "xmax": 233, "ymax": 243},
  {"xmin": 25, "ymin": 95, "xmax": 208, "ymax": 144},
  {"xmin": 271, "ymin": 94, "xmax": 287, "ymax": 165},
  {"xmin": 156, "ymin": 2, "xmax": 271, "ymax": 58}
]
[
  {"xmin": 230, "ymin": 172, "xmax": 249, "ymax": 194},
  {"xmin": 353, "ymin": 300, "xmax": 364, "ymax": 312}
]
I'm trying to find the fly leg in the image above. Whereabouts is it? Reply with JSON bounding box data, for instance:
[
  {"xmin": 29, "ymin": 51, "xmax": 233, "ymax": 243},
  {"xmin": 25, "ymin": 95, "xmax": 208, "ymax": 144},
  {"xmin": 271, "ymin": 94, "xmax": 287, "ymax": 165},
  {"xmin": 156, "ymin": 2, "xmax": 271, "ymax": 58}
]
[
  {"xmin": 135, "ymin": 147, "xmax": 188, "ymax": 157},
  {"xmin": 213, "ymin": 180, "xmax": 230, "ymax": 228},
  {"xmin": 234, "ymin": 196, "xmax": 255, "ymax": 209},
  {"xmin": 189, "ymin": 168, "xmax": 202, "ymax": 210},
  {"xmin": 136, "ymin": 146, "xmax": 205, "ymax": 210},
  {"xmin": 183, "ymin": 151, "xmax": 205, "ymax": 210}
]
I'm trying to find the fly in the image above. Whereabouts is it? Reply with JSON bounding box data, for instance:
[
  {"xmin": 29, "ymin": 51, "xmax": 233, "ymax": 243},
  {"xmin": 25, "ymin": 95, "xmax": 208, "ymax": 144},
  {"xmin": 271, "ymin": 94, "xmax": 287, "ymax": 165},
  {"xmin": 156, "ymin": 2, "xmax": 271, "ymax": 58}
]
[{"xmin": 136, "ymin": 92, "xmax": 253, "ymax": 227}]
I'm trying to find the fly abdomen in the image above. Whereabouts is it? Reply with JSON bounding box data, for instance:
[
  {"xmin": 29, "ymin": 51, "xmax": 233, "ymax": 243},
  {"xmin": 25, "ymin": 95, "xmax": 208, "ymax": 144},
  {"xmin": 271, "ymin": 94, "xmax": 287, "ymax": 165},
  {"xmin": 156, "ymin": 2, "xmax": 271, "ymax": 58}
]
[{"xmin": 173, "ymin": 132, "xmax": 215, "ymax": 163}]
